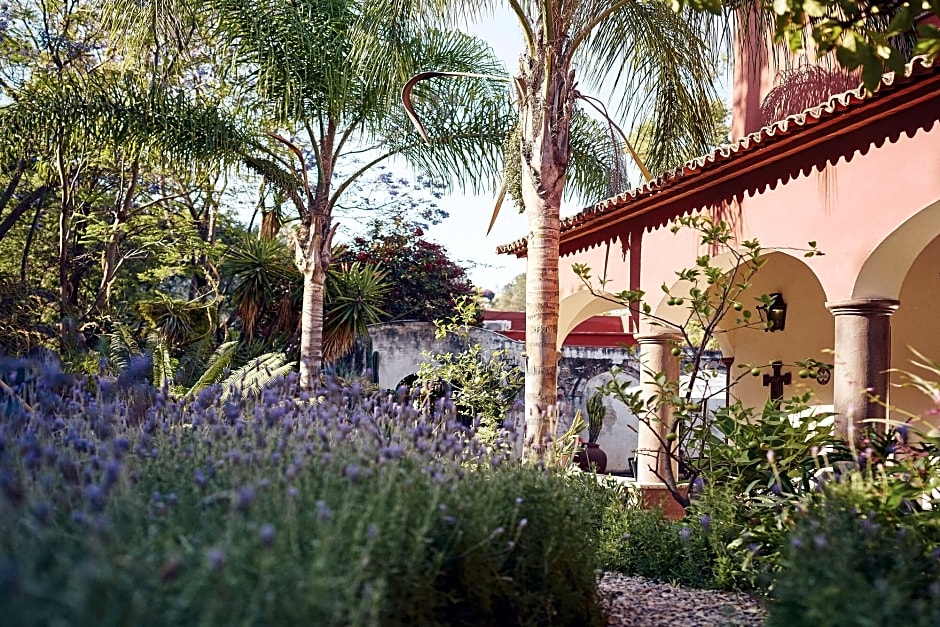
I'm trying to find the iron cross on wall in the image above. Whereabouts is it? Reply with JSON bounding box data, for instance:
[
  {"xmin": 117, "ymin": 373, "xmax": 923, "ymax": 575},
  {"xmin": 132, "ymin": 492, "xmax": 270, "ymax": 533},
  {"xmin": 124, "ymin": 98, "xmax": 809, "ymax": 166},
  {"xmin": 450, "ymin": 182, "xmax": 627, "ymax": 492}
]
[{"xmin": 763, "ymin": 361, "xmax": 791, "ymax": 407}]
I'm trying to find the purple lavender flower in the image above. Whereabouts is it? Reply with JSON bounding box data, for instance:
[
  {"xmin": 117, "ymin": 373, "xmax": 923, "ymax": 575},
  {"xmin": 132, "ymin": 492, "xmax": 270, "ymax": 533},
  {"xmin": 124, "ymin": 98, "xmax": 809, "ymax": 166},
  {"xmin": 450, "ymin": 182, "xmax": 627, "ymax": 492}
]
[
  {"xmin": 85, "ymin": 485, "xmax": 105, "ymax": 511},
  {"xmin": 679, "ymin": 526, "xmax": 692, "ymax": 545},
  {"xmin": 259, "ymin": 524, "xmax": 276, "ymax": 548},
  {"xmin": 207, "ymin": 547, "xmax": 226, "ymax": 572},
  {"xmin": 316, "ymin": 500, "xmax": 332, "ymax": 521},
  {"xmin": 235, "ymin": 486, "xmax": 255, "ymax": 512},
  {"xmin": 699, "ymin": 515, "xmax": 711, "ymax": 533}
]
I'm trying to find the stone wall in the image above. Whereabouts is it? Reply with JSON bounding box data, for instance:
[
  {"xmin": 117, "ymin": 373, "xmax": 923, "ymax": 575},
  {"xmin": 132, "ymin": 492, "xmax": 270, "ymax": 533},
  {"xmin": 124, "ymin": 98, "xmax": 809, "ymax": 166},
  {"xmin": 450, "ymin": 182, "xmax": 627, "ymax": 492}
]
[{"xmin": 366, "ymin": 321, "xmax": 727, "ymax": 475}]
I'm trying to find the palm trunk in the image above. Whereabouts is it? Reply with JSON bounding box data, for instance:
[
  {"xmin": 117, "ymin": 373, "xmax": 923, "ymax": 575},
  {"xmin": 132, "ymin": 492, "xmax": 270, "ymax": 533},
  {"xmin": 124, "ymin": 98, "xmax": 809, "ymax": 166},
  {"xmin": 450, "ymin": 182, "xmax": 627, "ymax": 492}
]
[
  {"xmin": 519, "ymin": 43, "xmax": 575, "ymax": 456},
  {"xmin": 289, "ymin": 122, "xmax": 339, "ymax": 390},
  {"xmin": 299, "ymin": 261, "xmax": 326, "ymax": 387},
  {"xmin": 297, "ymin": 213, "xmax": 335, "ymax": 388}
]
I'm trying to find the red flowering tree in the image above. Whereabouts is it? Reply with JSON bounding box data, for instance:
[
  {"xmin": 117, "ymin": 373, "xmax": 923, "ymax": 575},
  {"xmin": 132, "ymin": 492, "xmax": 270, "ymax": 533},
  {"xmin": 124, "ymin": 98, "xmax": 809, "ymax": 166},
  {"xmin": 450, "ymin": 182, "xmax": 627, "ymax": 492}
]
[{"xmin": 339, "ymin": 218, "xmax": 476, "ymax": 323}]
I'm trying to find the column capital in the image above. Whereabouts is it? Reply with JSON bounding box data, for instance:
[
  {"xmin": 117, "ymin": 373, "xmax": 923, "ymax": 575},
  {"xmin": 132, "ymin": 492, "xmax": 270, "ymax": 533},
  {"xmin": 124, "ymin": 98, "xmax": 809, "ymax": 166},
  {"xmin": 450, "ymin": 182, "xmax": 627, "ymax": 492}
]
[
  {"xmin": 826, "ymin": 298, "xmax": 900, "ymax": 317},
  {"xmin": 634, "ymin": 331, "xmax": 684, "ymax": 346}
]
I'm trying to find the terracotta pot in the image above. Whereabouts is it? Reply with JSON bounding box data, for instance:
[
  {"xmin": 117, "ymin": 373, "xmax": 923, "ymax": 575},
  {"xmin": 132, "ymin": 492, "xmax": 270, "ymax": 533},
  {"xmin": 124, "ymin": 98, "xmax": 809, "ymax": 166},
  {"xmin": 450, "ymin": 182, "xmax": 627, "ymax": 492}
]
[{"xmin": 574, "ymin": 442, "xmax": 608, "ymax": 474}]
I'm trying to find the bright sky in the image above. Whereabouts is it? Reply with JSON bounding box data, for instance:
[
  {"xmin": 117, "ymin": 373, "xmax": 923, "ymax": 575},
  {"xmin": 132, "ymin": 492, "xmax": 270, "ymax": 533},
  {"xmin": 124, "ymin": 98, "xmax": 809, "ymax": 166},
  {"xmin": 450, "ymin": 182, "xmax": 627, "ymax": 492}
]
[{"xmin": 420, "ymin": 11, "xmax": 529, "ymax": 294}]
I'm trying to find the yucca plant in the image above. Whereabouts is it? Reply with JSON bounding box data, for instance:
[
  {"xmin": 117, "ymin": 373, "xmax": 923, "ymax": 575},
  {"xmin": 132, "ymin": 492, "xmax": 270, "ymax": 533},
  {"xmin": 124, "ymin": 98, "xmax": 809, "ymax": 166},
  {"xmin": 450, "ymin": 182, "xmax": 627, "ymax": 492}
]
[
  {"xmin": 222, "ymin": 236, "xmax": 299, "ymax": 342},
  {"xmin": 322, "ymin": 261, "xmax": 390, "ymax": 363},
  {"xmin": 137, "ymin": 294, "xmax": 218, "ymax": 350}
]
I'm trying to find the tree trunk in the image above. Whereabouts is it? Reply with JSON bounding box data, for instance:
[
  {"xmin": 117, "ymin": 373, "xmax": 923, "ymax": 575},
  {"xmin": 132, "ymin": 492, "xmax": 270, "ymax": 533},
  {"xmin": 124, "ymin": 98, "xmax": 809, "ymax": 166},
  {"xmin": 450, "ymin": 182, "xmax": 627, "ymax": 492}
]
[
  {"xmin": 0, "ymin": 186, "xmax": 50, "ymax": 243},
  {"xmin": 519, "ymin": 43, "xmax": 575, "ymax": 456},
  {"xmin": 299, "ymin": 261, "xmax": 327, "ymax": 388},
  {"xmin": 89, "ymin": 161, "xmax": 139, "ymax": 317},
  {"xmin": 296, "ymin": 211, "xmax": 333, "ymax": 388}
]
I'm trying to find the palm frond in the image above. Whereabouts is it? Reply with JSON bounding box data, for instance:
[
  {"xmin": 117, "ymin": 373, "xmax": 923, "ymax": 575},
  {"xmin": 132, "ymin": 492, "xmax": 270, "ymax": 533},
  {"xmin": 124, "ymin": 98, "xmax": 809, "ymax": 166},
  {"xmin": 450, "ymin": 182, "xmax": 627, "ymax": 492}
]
[
  {"xmin": 566, "ymin": 110, "xmax": 633, "ymax": 202},
  {"xmin": 576, "ymin": 2, "xmax": 725, "ymax": 177},
  {"xmin": 0, "ymin": 68, "xmax": 253, "ymax": 168}
]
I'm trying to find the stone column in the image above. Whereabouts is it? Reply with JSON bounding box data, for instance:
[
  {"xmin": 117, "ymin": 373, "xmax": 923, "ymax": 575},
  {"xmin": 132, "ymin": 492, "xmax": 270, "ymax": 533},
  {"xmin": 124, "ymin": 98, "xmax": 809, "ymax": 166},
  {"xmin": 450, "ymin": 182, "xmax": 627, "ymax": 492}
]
[
  {"xmin": 825, "ymin": 299, "xmax": 899, "ymax": 440},
  {"xmin": 635, "ymin": 332, "xmax": 683, "ymax": 485}
]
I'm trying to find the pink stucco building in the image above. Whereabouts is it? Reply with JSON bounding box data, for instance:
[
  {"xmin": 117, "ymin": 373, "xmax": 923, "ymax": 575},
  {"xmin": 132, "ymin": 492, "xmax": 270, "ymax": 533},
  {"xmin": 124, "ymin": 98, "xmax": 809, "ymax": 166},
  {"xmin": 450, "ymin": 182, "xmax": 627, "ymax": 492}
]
[{"xmin": 499, "ymin": 30, "xmax": 940, "ymax": 483}]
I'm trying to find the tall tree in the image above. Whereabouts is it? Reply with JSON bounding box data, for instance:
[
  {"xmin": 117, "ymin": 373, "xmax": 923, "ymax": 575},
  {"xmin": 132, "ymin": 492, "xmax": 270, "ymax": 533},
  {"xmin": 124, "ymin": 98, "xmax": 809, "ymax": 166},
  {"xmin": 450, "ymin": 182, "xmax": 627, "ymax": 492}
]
[
  {"xmin": 106, "ymin": 0, "xmax": 512, "ymax": 388},
  {"xmin": 0, "ymin": 0, "xmax": 254, "ymax": 355},
  {"xmin": 493, "ymin": 272, "xmax": 526, "ymax": 312},
  {"xmin": 388, "ymin": 1, "xmax": 723, "ymax": 452}
]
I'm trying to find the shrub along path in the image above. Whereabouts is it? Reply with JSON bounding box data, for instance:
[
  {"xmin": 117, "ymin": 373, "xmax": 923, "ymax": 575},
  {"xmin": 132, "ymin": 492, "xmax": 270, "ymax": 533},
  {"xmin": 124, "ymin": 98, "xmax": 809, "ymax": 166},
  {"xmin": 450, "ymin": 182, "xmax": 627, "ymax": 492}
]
[{"xmin": 598, "ymin": 572, "xmax": 767, "ymax": 626}]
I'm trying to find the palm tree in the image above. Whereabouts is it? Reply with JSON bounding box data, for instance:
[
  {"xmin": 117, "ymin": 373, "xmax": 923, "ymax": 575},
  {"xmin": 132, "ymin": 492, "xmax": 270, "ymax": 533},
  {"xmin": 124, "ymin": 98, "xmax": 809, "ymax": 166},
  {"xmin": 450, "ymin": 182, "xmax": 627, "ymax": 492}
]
[
  {"xmin": 105, "ymin": 0, "xmax": 514, "ymax": 388},
  {"xmin": 383, "ymin": 1, "xmax": 724, "ymax": 453}
]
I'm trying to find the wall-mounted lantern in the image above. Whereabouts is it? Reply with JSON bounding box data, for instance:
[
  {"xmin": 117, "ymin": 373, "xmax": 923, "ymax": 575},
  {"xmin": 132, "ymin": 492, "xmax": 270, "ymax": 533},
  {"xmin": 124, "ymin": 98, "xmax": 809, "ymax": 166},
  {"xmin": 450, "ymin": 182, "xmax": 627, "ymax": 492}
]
[{"xmin": 757, "ymin": 292, "xmax": 788, "ymax": 332}]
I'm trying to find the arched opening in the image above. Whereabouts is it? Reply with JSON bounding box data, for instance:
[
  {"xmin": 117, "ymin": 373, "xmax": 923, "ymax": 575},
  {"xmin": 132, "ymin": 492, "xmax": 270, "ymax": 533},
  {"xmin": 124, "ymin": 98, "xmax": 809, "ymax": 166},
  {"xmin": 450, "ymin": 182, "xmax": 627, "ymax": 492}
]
[
  {"xmin": 853, "ymin": 199, "xmax": 940, "ymax": 427},
  {"xmin": 557, "ymin": 290, "xmax": 630, "ymax": 349},
  {"xmin": 892, "ymin": 232, "xmax": 940, "ymax": 428},
  {"xmin": 654, "ymin": 249, "xmax": 832, "ymax": 412}
]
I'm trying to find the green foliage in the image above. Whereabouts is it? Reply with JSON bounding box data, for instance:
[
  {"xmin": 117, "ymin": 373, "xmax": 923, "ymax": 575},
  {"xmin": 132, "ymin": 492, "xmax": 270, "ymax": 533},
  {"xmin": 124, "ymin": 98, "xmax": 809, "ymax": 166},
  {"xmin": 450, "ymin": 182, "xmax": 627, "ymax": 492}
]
[
  {"xmin": 769, "ymin": 479, "xmax": 940, "ymax": 627},
  {"xmin": 416, "ymin": 297, "xmax": 523, "ymax": 443},
  {"xmin": 221, "ymin": 236, "xmax": 299, "ymax": 342},
  {"xmin": 137, "ymin": 295, "xmax": 218, "ymax": 350},
  {"xmin": 677, "ymin": 0, "xmax": 937, "ymax": 93},
  {"xmin": 322, "ymin": 261, "xmax": 390, "ymax": 363},
  {"xmin": 586, "ymin": 391, "xmax": 606, "ymax": 444},
  {"xmin": 492, "ymin": 272, "xmax": 526, "ymax": 311},
  {"xmin": 599, "ymin": 503, "xmax": 717, "ymax": 589},
  {"xmin": 695, "ymin": 395, "xmax": 849, "ymax": 496},
  {"xmin": 0, "ymin": 273, "xmax": 55, "ymax": 355}
]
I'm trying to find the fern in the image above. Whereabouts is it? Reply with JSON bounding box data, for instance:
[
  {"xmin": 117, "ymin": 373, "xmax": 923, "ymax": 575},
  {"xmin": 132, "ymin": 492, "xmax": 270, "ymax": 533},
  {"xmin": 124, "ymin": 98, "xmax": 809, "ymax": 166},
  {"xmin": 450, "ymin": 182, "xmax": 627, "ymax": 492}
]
[
  {"xmin": 185, "ymin": 341, "xmax": 239, "ymax": 397},
  {"xmin": 221, "ymin": 352, "xmax": 294, "ymax": 400}
]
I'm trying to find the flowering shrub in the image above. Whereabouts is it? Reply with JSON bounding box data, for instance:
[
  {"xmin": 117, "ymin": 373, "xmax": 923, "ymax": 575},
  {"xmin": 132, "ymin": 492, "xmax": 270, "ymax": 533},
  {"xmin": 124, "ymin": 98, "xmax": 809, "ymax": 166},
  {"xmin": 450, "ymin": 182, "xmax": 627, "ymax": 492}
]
[
  {"xmin": 339, "ymin": 218, "xmax": 476, "ymax": 323},
  {"xmin": 769, "ymin": 478, "xmax": 940, "ymax": 627},
  {"xmin": 0, "ymin": 357, "xmax": 610, "ymax": 626}
]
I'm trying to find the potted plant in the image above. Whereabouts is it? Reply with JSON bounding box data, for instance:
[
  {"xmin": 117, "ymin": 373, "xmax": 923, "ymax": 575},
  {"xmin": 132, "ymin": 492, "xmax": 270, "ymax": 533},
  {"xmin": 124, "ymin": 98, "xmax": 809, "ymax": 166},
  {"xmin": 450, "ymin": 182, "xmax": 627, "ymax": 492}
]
[{"xmin": 575, "ymin": 391, "xmax": 608, "ymax": 473}]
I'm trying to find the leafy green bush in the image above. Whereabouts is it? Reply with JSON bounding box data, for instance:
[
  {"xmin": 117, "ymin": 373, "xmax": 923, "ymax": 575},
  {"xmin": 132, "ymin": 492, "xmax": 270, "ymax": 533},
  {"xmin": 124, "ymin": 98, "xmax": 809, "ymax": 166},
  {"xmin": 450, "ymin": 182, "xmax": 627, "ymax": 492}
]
[
  {"xmin": 769, "ymin": 479, "xmax": 940, "ymax": 627},
  {"xmin": 0, "ymin": 358, "xmax": 608, "ymax": 626},
  {"xmin": 599, "ymin": 501, "xmax": 716, "ymax": 588},
  {"xmin": 416, "ymin": 296, "xmax": 523, "ymax": 443}
]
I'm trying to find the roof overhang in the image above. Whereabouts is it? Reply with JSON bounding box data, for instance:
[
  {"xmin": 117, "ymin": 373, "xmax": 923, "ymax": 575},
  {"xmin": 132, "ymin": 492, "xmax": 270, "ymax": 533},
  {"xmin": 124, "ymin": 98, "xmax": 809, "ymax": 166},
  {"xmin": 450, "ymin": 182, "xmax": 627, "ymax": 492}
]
[{"xmin": 497, "ymin": 57, "xmax": 940, "ymax": 259}]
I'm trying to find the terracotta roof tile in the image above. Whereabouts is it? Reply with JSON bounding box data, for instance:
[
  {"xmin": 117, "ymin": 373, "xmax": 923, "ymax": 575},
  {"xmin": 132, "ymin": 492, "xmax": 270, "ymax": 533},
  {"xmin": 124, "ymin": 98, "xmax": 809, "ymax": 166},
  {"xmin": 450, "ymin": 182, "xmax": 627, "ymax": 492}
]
[{"xmin": 497, "ymin": 56, "xmax": 939, "ymax": 256}]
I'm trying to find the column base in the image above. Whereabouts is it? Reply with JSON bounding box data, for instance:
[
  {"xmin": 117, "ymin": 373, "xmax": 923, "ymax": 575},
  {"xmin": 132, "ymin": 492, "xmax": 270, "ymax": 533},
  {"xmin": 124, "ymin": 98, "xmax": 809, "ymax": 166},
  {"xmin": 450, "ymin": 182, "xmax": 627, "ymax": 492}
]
[{"xmin": 638, "ymin": 483, "xmax": 688, "ymax": 521}]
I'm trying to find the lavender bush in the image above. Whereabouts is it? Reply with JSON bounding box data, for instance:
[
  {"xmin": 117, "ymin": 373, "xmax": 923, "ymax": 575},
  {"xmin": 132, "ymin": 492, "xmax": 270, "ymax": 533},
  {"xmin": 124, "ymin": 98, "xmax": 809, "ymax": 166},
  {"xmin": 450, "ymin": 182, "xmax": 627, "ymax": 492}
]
[{"xmin": 0, "ymin": 357, "xmax": 610, "ymax": 626}]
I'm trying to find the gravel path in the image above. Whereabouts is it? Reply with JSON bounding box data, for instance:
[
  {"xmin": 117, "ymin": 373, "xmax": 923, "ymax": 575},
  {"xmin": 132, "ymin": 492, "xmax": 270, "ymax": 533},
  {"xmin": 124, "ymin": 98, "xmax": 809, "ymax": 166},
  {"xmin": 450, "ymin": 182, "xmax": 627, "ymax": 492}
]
[{"xmin": 598, "ymin": 572, "xmax": 768, "ymax": 627}]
